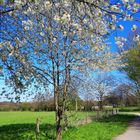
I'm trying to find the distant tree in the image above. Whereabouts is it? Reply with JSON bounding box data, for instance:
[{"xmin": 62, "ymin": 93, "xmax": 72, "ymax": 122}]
[
  {"xmin": 78, "ymin": 72, "xmax": 115, "ymax": 110},
  {"xmin": 19, "ymin": 102, "xmax": 32, "ymax": 111},
  {"xmin": 108, "ymin": 83, "xmax": 137, "ymax": 107},
  {"xmin": 121, "ymin": 30, "xmax": 140, "ymax": 105},
  {"xmin": 92, "ymin": 73, "xmax": 115, "ymax": 110},
  {"xmin": 33, "ymin": 92, "xmax": 54, "ymax": 111}
]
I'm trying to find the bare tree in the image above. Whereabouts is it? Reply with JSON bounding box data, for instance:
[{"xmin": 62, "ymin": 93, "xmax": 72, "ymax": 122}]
[{"xmin": 80, "ymin": 73, "xmax": 115, "ymax": 110}]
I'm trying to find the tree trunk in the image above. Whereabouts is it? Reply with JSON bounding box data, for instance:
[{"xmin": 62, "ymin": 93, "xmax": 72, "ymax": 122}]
[
  {"xmin": 54, "ymin": 88, "xmax": 63, "ymax": 140},
  {"xmin": 99, "ymin": 100, "xmax": 103, "ymax": 111},
  {"xmin": 75, "ymin": 98, "xmax": 78, "ymax": 112},
  {"xmin": 56, "ymin": 107, "xmax": 63, "ymax": 140},
  {"xmin": 63, "ymin": 83, "xmax": 68, "ymax": 130}
]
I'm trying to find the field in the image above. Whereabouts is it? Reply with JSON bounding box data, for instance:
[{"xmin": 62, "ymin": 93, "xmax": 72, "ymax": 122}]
[{"xmin": 0, "ymin": 111, "xmax": 136, "ymax": 140}]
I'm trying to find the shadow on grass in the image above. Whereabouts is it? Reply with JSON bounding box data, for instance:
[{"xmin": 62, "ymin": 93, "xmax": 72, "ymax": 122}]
[
  {"xmin": 0, "ymin": 123, "xmax": 56, "ymax": 140},
  {"xmin": 98, "ymin": 114, "xmax": 137, "ymax": 123},
  {"xmin": 119, "ymin": 107, "xmax": 140, "ymax": 112}
]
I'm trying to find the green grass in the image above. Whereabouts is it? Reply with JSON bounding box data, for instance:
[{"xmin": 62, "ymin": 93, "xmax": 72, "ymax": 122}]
[
  {"xmin": 0, "ymin": 111, "xmax": 55, "ymax": 126},
  {"xmin": 119, "ymin": 106, "xmax": 140, "ymax": 112},
  {"xmin": 63, "ymin": 114, "xmax": 136, "ymax": 140},
  {"xmin": 0, "ymin": 111, "xmax": 96, "ymax": 126},
  {"xmin": 0, "ymin": 112, "xmax": 137, "ymax": 140}
]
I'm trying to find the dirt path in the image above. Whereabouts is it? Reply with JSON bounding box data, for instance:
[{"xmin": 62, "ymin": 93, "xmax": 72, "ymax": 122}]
[{"xmin": 114, "ymin": 113, "xmax": 140, "ymax": 140}]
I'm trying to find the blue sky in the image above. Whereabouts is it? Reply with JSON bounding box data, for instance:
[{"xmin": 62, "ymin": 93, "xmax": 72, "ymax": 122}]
[
  {"xmin": 0, "ymin": 3, "xmax": 140, "ymax": 102},
  {"xmin": 110, "ymin": 16, "xmax": 140, "ymax": 52}
]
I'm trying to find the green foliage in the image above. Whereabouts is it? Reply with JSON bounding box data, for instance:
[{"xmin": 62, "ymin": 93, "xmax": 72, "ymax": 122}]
[
  {"xmin": 0, "ymin": 66, "xmax": 2, "ymax": 70},
  {"xmin": 122, "ymin": 42, "xmax": 140, "ymax": 85},
  {"xmin": 0, "ymin": 0, "xmax": 15, "ymax": 5},
  {"xmin": 0, "ymin": 0, "xmax": 4, "ymax": 5},
  {"xmin": 63, "ymin": 114, "xmax": 136, "ymax": 140},
  {"xmin": 8, "ymin": 0, "xmax": 14, "ymax": 3}
]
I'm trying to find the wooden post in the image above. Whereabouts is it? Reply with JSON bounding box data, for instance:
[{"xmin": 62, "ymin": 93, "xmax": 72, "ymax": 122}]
[
  {"xmin": 109, "ymin": 110, "xmax": 111, "ymax": 115},
  {"xmin": 114, "ymin": 109, "xmax": 116, "ymax": 114},
  {"xmin": 117, "ymin": 108, "xmax": 119, "ymax": 114},
  {"xmin": 115, "ymin": 109, "xmax": 117, "ymax": 114},
  {"xmin": 36, "ymin": 118, "xmax": 40, "ymax": 133},
  {"xmin": 96, "ymin": 110, "xmax": 99, "ymax": 120},
  {"xmin": 112, "ymin": 109, "xmax": 116, "ymax": 115},
  {"xmin": 100, "ymin": 110, "xmax": 103, "ymax": 118},
  {"xmin": 105, "ymin": 110, "xmax": 108, "ymax": 117},
  {"xmin": 86, "ymin": 111, "xmax": 88, "ymax": 123},
  {"xmin": 112, "ymin": 109, "xmax": 114, "ymax": 115},
  {"xmin": 75, "ymin": 98, "xmax": 78, "ymax": 112},
  {"xmin": 36, "ymin": 118, "xmax": 41, "ymax": 139}
]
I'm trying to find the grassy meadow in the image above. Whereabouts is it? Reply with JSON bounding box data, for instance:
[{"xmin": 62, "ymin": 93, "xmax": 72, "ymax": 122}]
[
  {"xmin": 0, "ymin": 112, "xmax": 55, "ymax": 126},
  {"xmin": 0, "ymin": 111, "xmax": 136, "ymax": 140}
]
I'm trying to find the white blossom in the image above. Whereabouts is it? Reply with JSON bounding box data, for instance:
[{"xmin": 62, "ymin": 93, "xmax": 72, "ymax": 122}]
[
  {"xmin": 112, "ymin": 15, "xmax": 117, "ymax": 21},
  {"xmin": 14, "ymin": 0, "xmax": 26, "ymax": 8},
  {"xmin": 131, "ymin": 25, "xmax": 137, "ymax": 31},
  {"xmin": 14, "ymin": 0, "xmax": 22, "ymax": 6},
  {"xmin": 122, "ymin": 0, "xmax": 129, "ymax": 3},
  {"xmin": 118, "ymin": 25, "xmax": 124, "ymax": 30},
  {"xmin": 9, "ymin": 50, "xmax": 14, "ymax": 56},
  {"xmin": 63, "ymin": 31, "xmax": 67, "ymax": 36},
  {"xmin": 52, "ymin": 37, "xmax": 57, "ymax": 43},
  {"xmin": 134, "ymin": 35, "xmax": 140, "ymax": 42},
  {"xmin": 44, "ymin": 1, "xmax": 52, "ymax": 10},
  {"xmin": 111, "ymin": 5, "xmax": 118, "ymax": 11},
  {"xmin": 115, "ymin": 41, "xmax": 122, "ymax": 45},
  {"xmin": 61, "ymin": 12, "xmax": 71, "ymax": 22},
  {"xmin": 97, "ymin": 9, "xmax": 102, "ymax": 17},
  {"xmin": 115, "ymin": 37, "xmax": 127, "ymax": 42},
  {"xmin": 22, "ymin": 20, "xmax": 33, "ymax": 30},
  {"xmin": 132, "ymin": 8, "xmax": 138, "ymax": 13},
  {"xmin": 24, "ymin": 26, "xmax": 30, "ymax": 30},
  {"xmin": 40, "ymin": 32, "xmax": 45, "ymax": 36},
  {"xmin": 133, "ymin": 3, "xmax": 139, "ymax": 8},
  {"xmin": 54, "ymin": 15, "xmax": 61, "ymax": 21},
  {"xmin": 124, "ymin": 15, "xmax": 133, "ymax": 21},
  {"xmin": 110, "ymin": 24, "xmax": 116, "ymax": 30}
]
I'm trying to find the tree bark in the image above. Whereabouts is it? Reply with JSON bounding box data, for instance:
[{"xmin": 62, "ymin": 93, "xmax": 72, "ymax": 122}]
[
  {"xmin": 75, "ymin": 98, "xmax": 78, "ymax": 112},
  {"xmin": 51, "ymin": 52, "xmax": 62, "ymax": 140},
  {"xmin": 99, "ymin": 100, "xmax": 103, "ymax": 111},
  {"xmin": 56, "ymin": 107, "xmax": 63, "ymax": 140}
]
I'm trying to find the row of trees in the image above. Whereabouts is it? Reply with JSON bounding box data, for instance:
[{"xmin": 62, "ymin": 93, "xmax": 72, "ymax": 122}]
[
  {"xmin": 0, "ymin": 89, "xmax": 138, "ymax": 112},
  {"xmin": 1, "ymin": 70, "xmax": 139, "ymax": 112}
]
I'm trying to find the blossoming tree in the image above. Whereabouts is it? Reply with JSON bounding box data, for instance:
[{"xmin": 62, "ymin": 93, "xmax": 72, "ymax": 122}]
[{"xmin": 0, "ymin": 0, "xmax": 140, "ymax": 139}]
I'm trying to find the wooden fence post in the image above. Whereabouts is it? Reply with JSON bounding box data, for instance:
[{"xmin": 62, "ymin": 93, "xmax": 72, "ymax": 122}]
[
  {"xmin": 112, "ymin": 109, "xmax": 114, "ymax": 115},
  {"xmin": 105, "ymin": 110, "xmax": 108, "ymax": 117},
  {"xmin": 36, "ymin": 118, "xmax": 41, "ymax": 140},
  {"xmin": 96, "ymin": 110, "xmax": 99, "ymax": 120}
]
